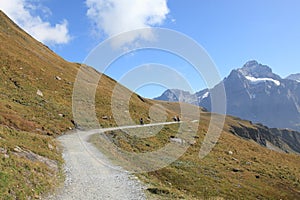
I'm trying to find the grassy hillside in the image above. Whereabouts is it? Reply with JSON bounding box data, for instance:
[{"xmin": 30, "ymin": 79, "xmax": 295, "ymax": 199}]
[
  {"xmin": 1, "ymin": 10, "xmax": 300, "ymax": 199},
  {"xmin": 92, "ymin": 114, "xmax": 300, "ymax": 199},
  {"xmin": 0, "ymin": 126, "xmax": 63, "ymax": 199},
  {"xmin": 0, "ymin": 10, "xmax": 176, "ymax": 134},
  {"xmin": 0, "ymin": 11, "xmax": 177, "ymax": 199}
]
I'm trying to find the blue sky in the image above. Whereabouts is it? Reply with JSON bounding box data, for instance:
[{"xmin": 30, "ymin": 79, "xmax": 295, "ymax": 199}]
[{"xmin": 1, "ymin": 0, "xmax": 300, "ymax": 98}]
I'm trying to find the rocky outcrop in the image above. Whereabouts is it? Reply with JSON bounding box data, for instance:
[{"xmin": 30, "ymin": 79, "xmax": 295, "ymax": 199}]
[
  {"xmin": 229, "ymin": 124, "xmax": 300, "ymax": 154},
  {"xmin": 270, "ymin": 128, "xmax": 300, "ymax": 153},
  {"xmin": 12, "ymin": 146, "xmax": 59, "ymax": 172}
]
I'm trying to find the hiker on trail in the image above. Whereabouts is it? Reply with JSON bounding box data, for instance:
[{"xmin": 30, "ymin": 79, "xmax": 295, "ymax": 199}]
[
  {"xmin": 140, "ymin": 118, "xmax": 144, "ymax": 125},
  {"xmin": 176, "ymin": 116, "xmax": 180, "ymax": 122},
  {"xmin": 173, "ymin": 116, "xmax": 177, "ymax": 121}
]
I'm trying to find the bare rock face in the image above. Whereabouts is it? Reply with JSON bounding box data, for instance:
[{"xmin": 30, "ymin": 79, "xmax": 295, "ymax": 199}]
[{"xmin": 229, "ymin": 123, "xmax": 300, "ymax": 154}]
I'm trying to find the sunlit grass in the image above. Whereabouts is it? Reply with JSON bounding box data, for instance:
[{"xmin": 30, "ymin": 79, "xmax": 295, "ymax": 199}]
[{"xmin": 91, "ymin": 118, "xmax": 300, "ymax": 199}]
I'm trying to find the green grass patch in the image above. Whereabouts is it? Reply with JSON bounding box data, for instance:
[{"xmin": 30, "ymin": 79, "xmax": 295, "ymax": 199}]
[{"xmin": 0, "ymin": 125, "xmax": 64, "ymax": 199}]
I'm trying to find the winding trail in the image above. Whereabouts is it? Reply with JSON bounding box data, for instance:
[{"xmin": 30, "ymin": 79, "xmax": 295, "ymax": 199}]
[{"xmin": 47, "ymin": 122, "xmax": 177, "ymax": 200}]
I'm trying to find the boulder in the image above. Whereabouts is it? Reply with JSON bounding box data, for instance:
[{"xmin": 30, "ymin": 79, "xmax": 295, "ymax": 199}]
[{"xmin": 36, "ymin": 89, "xmax": 43, "ymax": 97}]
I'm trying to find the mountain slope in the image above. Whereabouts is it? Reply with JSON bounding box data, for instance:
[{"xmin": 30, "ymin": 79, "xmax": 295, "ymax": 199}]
[
  {"xmin": 201, "ymin": 60, "xmax": 300, "ymax": 132},
  {"xmin": 155, "ymin": 61, "xmax": 300, "ymax": 155},
  {"xmin": 0, "ymin": 10, "xmax": 180, "ymax": 133},
  {"xmin": 1, "ymin": 10, "xmax": 300, "ymax": 199},
  {"xmin": 286, "ymin": 73, "xmax": 300, "ymax": 82},
  {"xmin": 0, "ymin": 10, "xmax": 177, "ymax": 199},
  {"xmin": 156, "ymin": 61, "xmax": 300, "ymax": 132},
  {"xmin": 92, "ymin": 111, "xmax": 300, "ymax": 199}
]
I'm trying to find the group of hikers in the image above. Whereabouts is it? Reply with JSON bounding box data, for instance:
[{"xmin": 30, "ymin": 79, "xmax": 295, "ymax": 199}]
[
  {"xmin": 173, "ymin": 116, "xmax": 180, "ymax": 122},
  {"xmin": 139, "ymin": 115, "xmax": 180, "ymax": 125}
]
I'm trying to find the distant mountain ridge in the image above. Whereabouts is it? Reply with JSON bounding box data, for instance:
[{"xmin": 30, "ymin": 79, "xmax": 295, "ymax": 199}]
[
  {"xmin": 157, "ymin": 89, "xmax": 195, "ymax": 103},
  {"xmin": 156, "ymin": 89, "xmax": 197, "ymax": 105},
  {"xmin": 155, "ymin": 60, "xmax": 300, "ymax": 132},
  {"xmin": 286, "ymin": 73, "xmax": 300, "ymax": 82}
]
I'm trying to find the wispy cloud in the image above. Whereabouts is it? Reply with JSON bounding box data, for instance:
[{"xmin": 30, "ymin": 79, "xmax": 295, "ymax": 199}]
[
  {"xmin": 86, "ymin": 0, "xmax": 170, "ymax": 47},
  {"xmin": 0, "ymin": 0, "xmax": 71, "ymax": 45}
]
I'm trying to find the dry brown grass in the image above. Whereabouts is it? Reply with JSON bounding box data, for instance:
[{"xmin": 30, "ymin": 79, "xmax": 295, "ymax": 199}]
[
  {"xmin": 0, "ymin": 10, "xmax": 178, "ymax": 199},
  {"xmin": 91, "ymin": 113, "xmax": 300, "ymax": 199},
  {"xmin": 1, "ymin": 10, "xmax": 300, "ymax": 199},
  {"xmin": 0, "ymin": 125, "xmax": 63, "ymax": 199}
]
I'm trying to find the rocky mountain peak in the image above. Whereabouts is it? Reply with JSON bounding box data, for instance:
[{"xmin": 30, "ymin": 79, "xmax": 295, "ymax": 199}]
[
  {"xmin": 237, "ymin": 60, "xmax": 280, "ymax": 79},
  {"xmin": 156, "ymin": 60, "xmax": 300, "ymax": 131},
  {"xmin": 154, "ymin": 89, "xmax": 197, "ymax": 104}
]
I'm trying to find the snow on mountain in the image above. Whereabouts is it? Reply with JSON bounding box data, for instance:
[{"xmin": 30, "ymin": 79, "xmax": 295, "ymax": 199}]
[
  {"xmin": 155, "ymin": 60, "xmax": 300, "ymax": 131},
  {"xmin": 203, "ymin": 61, "xmax": 300, "ymax": 131},
  {"xmin": 198, "ymin": 91, "xmax": 209, "ymax": 100},
  {"xmin": 202, "ymin": 91, "xmax": 209, "ymax": 98},
  {"xmin": 245, "ymin": 76, "xmax": 281, "ymax": 86}
]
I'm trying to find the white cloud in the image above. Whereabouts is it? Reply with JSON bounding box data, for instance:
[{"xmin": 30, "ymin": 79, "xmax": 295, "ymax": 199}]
[
  {"xmin": 0, "ymin": 0, "xmax": 71, "ymax": 45},
  {"xmin": 86, "ymin": 0, "xmax": 169, "ymax": 46}
]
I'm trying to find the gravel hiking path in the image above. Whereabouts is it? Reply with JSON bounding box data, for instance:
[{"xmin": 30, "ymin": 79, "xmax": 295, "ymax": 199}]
[{"xmin": 46, "ymin": 122, "xmax": 177, "ymax": 200}]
